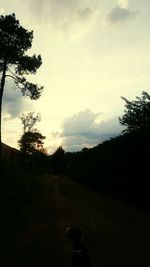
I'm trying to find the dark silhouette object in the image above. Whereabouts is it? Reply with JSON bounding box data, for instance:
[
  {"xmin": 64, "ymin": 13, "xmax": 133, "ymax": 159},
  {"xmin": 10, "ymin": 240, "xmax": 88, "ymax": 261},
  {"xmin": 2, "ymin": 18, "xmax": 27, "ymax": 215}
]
[
  {"xmin": 50, "ymin": 146, "xmax": 66, "ymax": 173},
  {"xmin": 119, "ymin": 91, "xmax": 150, "ymax": 133},
  {"xmin": 18, "ymin": 112, "xmax": 45, "ymax": 154},
  {"xmin": 20, "ymin": 112, "xmax": 41, "ymax": 133},
  {"xmin": 0, "ymin": 13, "xmax": 43, "ymax": 155},
  {"xmin": 18, "ymin": 131, "xmax": 45, "ymax": 154},
  {"xmin": 66, "ymin": 227, "xmax": 92, "ymax": 267}
]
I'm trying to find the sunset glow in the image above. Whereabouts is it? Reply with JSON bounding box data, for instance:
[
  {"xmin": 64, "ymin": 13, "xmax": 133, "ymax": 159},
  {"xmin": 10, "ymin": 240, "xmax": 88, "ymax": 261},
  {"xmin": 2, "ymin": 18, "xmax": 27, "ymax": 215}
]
[{"xmin": 1, "ymin": 0, "xmax": 150, "ymax": 152}]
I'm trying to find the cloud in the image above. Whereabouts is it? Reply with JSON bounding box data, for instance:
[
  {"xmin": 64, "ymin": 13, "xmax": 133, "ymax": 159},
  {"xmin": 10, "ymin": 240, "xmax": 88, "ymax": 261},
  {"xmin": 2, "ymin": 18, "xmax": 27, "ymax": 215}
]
[
  {"xmin": 118, "ymin": 0, "xmax": 129, "ymax": 9},
  {"xmin": 0, "ymin": 8, "xmax": 5, "ymax": 15},
  {"xmin": 26, "ymin": 0, "xmax": 99, "ymax": 40},
  {"xmin": 59, "ymin": 109, "xmax": 124, "ymax": 152},
  {"xmin": 107, "ymin": 1, "xmax": 139, "ymax": 25},
  {"xmin": 2, "ymin": 80, "xmax": 32, "ymax": 120}
]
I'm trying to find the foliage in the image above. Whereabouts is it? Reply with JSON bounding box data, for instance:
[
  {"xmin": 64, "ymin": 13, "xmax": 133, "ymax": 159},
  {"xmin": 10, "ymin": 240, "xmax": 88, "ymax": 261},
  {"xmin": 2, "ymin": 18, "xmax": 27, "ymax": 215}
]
[
  {"xmin": 119, "ymin": 91, "xmax": 150, "ymax": 133},
  {"xmin": 0, "ymin": 13, "xmax": 43, "ymax": 149},
  {"xmin": 64, "ymin": 127, "xmax": 150, "ymax": 212},
  {"xmin": 49, "ymin": 146, "xmax": 66, "ymax": 173},
  {"xmin": 52, "ymin": 146, "xmax": 65, "ymax": 157},
  {"xmin": 29, "ymin": 151, "xmax": 50, "ymax": 172},
  {"xmin": 0, "ymin": 13, "xmax": 43, "ymax": 98},
  {"xmin": 18, "ymin": 131, "xmax": 45, "ymax": 154},
  {"xmin": 20, "ymin": 112, "xmax": 41, "ymax": 133},
  {"xmin": 18, "ymin": 112, "xmax": 46, "ymax": 155}
]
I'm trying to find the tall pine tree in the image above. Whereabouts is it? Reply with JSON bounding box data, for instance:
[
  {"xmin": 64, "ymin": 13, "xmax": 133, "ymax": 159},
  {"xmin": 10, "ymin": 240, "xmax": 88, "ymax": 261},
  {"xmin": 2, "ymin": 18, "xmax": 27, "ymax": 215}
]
[{"xmin": 0, "ymin": 13, "xmax": 43, "ymax": 154}]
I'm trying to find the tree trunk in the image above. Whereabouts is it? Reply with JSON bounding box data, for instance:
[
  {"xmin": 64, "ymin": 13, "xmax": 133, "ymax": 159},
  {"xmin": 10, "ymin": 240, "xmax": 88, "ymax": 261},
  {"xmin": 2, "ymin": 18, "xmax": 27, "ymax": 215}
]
[{"xmin": 0, "ymin": 57, "xmax": 7, "ymax": 158}]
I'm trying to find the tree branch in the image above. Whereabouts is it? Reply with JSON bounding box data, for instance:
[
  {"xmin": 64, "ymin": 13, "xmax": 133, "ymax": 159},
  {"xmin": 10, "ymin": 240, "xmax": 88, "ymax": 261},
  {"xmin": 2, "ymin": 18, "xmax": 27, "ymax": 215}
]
[{"xmin": 5, "ymin": 74, "xmax": 17, "ymax": 80}]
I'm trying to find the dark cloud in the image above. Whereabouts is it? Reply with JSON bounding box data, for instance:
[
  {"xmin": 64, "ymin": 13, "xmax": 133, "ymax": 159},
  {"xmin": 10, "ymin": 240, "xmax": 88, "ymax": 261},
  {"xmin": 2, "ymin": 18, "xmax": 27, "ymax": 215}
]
[
  {"xmin": 60, "ymin": 109, "xmax": 124, "ymax": 152},
  {"xmin": 2, "ymin": 80, "xmax": 32, "ymax": 120},
  {"xmin": 107, "ymin": 5, "xmax": 139, "ymax": 25}
]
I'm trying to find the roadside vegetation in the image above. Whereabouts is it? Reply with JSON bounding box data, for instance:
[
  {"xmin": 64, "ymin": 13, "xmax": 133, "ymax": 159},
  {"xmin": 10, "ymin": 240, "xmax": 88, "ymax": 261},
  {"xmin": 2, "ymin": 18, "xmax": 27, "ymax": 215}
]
[{"xmin": 48, "ymin": 92, "xmax": 150, "ymax": 212}]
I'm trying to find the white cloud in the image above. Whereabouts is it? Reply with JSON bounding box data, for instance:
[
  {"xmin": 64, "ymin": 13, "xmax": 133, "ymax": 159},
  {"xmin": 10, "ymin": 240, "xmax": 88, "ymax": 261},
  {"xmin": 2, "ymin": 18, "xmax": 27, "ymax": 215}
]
[
  {"xmin": 118, "ymin": 0, "xmax": 129, "ymax": 9},
  {"xmin": 59, "ymin": 109, "xmax": 124, "ymax": 151},
  {"xmin": 0, "ymin": 8, "xmax": 5, "ymax": 15}
]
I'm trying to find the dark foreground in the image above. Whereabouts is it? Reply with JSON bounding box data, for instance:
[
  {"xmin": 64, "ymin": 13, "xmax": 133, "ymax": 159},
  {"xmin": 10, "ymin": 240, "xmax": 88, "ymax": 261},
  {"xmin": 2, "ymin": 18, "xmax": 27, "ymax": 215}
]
[{"xmin": 1, "ymin": 174, "xmax": 150, "ymax": 267}]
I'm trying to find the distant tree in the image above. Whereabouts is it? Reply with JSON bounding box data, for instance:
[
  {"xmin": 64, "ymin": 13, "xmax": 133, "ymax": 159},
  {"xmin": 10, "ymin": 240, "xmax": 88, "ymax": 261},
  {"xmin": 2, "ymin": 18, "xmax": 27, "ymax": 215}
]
[
  {"xmin": 50, "ymin": 146, "xmax": 66, "ymax": 173},
  {"xmin": 119, "ymin": 91, "xmax": 150, "ymax": 133},
  {"xmin": 20, "ymin": 112, "xmax": 41, "ymax": 133},
  {"xmin": 82, "ymin": 147, "xmax": 89, "ymax": 152},
  {"xmin": 53, "ymin": 146, "xmax": 65, "ymax": 157},
  {"xmin": 18, "ymin": 131, "xmax": 45, "ymax": 154},
  {"xmin": 0, "ymin": 13, "xmax": 43, "ymax": 154},
  {"xmin": 18, "ymin": 112, "xmax": 45, "ymax": 154}
]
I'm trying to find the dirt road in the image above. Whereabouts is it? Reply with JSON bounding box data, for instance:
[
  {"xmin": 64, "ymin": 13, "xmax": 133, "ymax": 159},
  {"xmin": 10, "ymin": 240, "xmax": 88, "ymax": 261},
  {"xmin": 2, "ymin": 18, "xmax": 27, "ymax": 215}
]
[{"xmin": 1, "ymin": 174, "xmax": 150, "ymax": 267}]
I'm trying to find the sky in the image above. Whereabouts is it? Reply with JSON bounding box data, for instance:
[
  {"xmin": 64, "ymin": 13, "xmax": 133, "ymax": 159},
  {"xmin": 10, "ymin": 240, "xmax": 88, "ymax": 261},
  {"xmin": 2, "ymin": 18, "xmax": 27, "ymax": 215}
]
[{"xmin": 1, "ymin": 0, "xmax": 150, "ymax": 153}]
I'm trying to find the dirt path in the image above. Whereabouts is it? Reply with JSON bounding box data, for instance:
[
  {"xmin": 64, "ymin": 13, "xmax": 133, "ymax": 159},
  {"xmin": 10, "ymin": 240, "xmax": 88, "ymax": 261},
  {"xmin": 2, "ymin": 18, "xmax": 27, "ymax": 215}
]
[{"xmin": 1, "ymin": 174, "xmax": 150, "ymax": 267}]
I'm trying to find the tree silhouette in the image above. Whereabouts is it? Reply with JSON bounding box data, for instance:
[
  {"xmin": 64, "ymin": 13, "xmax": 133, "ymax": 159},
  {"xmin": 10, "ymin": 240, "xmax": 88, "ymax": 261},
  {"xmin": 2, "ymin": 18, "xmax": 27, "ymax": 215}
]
[
  {"xmin": 20, "ymin": 112, "xmax": 41, "ymax": 133},
  {"xmin": 50, "ymin": 146, "xmax": 66, "ymax": 173},
  {"xmin": 18, "ymin": 112, "xmax": 45, "ymax": 154},
  {"xmin": 18, "ymin": 131, "xmax": 45, "ymax": 154},
  {"xmin": 0, "ymin": 13, "xmax": 43, "ymax": 153},
  {"xmin": 119, "ymin": 91, "xmax": 150, "ymax": 133}
]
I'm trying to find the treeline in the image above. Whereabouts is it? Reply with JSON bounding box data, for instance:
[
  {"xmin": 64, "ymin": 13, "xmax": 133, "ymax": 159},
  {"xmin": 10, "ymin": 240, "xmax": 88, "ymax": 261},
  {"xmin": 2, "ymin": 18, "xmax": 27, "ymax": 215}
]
[
  {"xmin": 47, "ymin": 91, "xmax": 150, "ymax": 212},
  {"xmin": 9, "ymin": 126, "xmax": 149, "ymax": 213},
  {"xmin": 45, "ymin": 127, "xmax": 149, "ymax": 212}
]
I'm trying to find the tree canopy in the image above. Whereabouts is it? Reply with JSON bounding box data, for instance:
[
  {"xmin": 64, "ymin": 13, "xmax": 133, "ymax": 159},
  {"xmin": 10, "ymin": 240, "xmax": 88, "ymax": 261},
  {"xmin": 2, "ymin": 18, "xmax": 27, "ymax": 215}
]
[
  {"xmin": 0, "ymin": 13, "xmax": 43, "ymax": 152},
  {"xmin": 20, "ymin": 112, "xmax": 41, "ymax": 133},
  {"xmin": 119, "ymin": 91, "xmax": 150, "ymax": 133},
  {"xmin": 0, "ymin": 13, "xmax": 43, "ymax": 98},
  {"xmin": 18, "ymin": 112, "xmax": 45, "ymax": 154},
  {"xmin": 18, "ymin": 131, "xmax": 45, "ymax": 154}
]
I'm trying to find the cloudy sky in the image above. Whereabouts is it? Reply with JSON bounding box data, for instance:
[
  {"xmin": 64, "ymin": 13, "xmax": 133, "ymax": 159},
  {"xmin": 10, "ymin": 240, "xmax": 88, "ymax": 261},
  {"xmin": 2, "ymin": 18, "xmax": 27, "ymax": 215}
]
[{"xmin": 1, "ymin": 0, "xmax": 150, "ymax": 152}]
